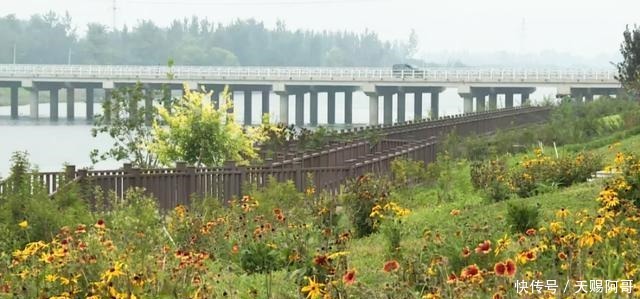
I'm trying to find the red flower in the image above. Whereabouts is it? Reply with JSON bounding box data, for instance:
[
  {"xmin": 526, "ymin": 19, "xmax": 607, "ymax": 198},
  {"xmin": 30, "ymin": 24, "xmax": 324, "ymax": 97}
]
[
  {"xmin": 313, "ymin": 255, "xmax": 329, "ymax": 267},
  {"xmin": 232, "ymin": 244, "xmax": 239, "ymax": 254},
  {"xmin": 460, "ymin": 264, "xmax": 480, "ymax": 279},
  {"xmin": 475, "ymin": 240, "xmax": 492, "ymax": 255},
  {"xmin": 493, "ymin": 292, "xmax": 503, "ymax": 299},
  {"xmin": 525, "ymin": 228, "xmax": 536, "ymax": 236},
  {"xmin": 342, "ymin": 269, "xmax": 356, "ymax": 285},
  {"xmin": 494, "ymin": 262, "xmax": 506, "ymax": 276},
  {"xmin": 383, "ymin": 260, "xmax": 400, "ymax": 272},
  {"xmin": 504, "ymin": 259, "xmax": 517, "ymax": 277}
]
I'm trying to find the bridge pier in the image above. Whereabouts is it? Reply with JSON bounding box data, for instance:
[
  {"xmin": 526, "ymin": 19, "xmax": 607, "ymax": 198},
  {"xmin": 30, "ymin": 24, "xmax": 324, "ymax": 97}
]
[
  {"xmin": 488, "ymin": 92, "xmax": 497, "ymax": 110},
  {"xmin": 50, "ymin": 89, "xmax": 59, "ymax": 121},
  {"xmin": 66, "ymin": 88, "xmax": 75, "ymax": 120},
  {"xmin": 414, "ymin": 92, "xmax": 423, "ymax": 120},
  {"xmin": 383, "ymin": 93, "xmax": 393, "ymax": 125},
  {"xmin": 344, "ymin": 91, "xmax": 353, "ymax": 125},
  {"xmin": 262, "ymin": 90, "xmax": 270, "ymax": 120},
  {"xmin": 310, "ymin": 91, "xmax": 318, "ymax": 126},
  {"xmin": 505, "ymin": 92, "xmax": 514, "ymax": 108},
  {"xmin": 327, "ymin": 91, "xmax": 336, "ymax": 125},
  {"xmin": 104, "ymin": 89, "xmax": 112, "ymax": 123},
  {"xmin": 430, "ymin": 91, "xmax": 440, "ymax": 119},
  {"xmin": 86, "ymin": 88, "xmax": 94, "ymax": 120},
  {"xmin": 462, "ymin": 95, "xmax": 473, "ymax": 113},
  {"xmin": 244, "ymin": 90, "xmax": 253, "ymax": 125},
  {"xmin": 367, "ymin": 92, "xmax": 379, "ymax": 125},
  {"xmin": 10, "ymin": 86, "xmax": 19, "ymax": 119},
  {"xmin": 295, "ymin": 92, "xmax": 305, "ymax": 126},
  {"xmin": 397, "ymin": 91, "xmax": 406, "ymax": 123},
  {"xmin": 276, "ymin": 91, "xmax": 289, "ymax": 124},
  {"xmin": 521, "ymin": 92, "xmax": 530, "ymax": 106},
  {"xmin": 29, "ymin": 88, "xmax": 39, "ymax": 119},
  {"xmin": 475, "ymin": 93, "xmax": 486, "ymax": 112}
]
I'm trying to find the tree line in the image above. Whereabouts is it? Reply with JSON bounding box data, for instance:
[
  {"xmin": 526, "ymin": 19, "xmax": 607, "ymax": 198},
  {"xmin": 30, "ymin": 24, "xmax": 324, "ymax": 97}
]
[{"xmin": 0, "ymin": 12, "xmax": 417, "ymax": 66}]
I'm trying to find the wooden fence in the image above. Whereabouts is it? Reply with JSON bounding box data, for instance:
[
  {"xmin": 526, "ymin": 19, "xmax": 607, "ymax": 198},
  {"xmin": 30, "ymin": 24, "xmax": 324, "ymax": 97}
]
[{"xmin": 0, "ymin": 106, "xmax": 551, "ymax": 209}]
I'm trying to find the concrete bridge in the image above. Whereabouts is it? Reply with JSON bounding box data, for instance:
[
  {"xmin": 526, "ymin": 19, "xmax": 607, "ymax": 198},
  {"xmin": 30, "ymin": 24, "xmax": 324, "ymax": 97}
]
[{"xmin": 0, "ymin": 64, "xmax": 622, "ymax": 125}]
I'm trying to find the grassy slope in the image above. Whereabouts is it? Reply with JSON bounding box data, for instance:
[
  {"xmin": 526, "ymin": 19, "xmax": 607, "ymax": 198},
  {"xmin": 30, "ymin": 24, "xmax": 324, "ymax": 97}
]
[{"xmin": 223, "ymin": 132, "xmax": 640, "ymax": 297}]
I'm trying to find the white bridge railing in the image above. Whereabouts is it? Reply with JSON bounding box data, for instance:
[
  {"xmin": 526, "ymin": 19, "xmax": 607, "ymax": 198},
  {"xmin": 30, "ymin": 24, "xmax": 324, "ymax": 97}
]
[{"xmin": 0, "ymin": 64, "xmax": 619, "ymax": 84}]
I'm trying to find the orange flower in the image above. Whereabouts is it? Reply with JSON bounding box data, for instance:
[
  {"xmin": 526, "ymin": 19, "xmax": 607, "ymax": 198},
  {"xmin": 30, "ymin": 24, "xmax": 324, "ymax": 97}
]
[
  {"xmin": 461, "ymin": 246, "xmax": 471, "ymax": 258},
  {"xmin": 273, "ymin": 208, "xmax": 282, "ymax": 216},
  {"xmin": 446, "ymin": 272, "xmax": 458, "ymax": 284},
  {"xmin": 525, "ymin": 250, "xmax": 536, "ymax": 261},
  {"xmin": 475, "ymin": 240, "xmax": 491, "ymax": 255},
  {"xmin": 460, "ymin": 264, "xmax": 480, "ymax": 279},
  {"xmin": 94, "ymin": 219, "xmax": 106, "ymax": 229},
  {"xmin": 383, "ymin": 260, "xmax": 400, "ymax": 272},
  {"xmin": 557, "ymin": 252, "xmax": 567, "ymax": 260},
  {"xmin": 504, "ymin": 259, "xmax": 517, "ymax": 277},
  {"xmin": 525, "ymin": 228, "xmax": 536, "ymax": 236},
  {"xmin": 492, "ymin": 292, "xmax": 503, "ymax": 299},
  {"xmin": 450, "ymin": 209, "xmax": 461, "ymax": 216},
  {"xmin": 342, "ymin": 269, "xmax": 356, "ymax": 285},
  {"xmin": 232, "ymin": 244, "xmax": 239, "ymax": 254},
  {"xmin": 494, "ymin": 262, "xmax": 506, "ymax": 276}
]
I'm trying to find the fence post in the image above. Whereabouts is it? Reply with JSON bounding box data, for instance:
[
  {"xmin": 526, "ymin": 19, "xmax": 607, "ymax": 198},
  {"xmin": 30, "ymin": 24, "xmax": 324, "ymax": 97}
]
[
  {"xmin": 238, "ymin": 163, "xmax": 247, "ymax": 197},
  {"xmin": 224, "ymin": 160, "xmax": 237, "ymax": 202},
  {"xmin": 186, "ymin": 166, "xmax": 196, "ymax": 204},
  {"xmin": 122, "ymin": 163, "xmax": 132, "ymax": 196},
  {"xmin": 293, "ymin": 160, "xmax": 303, "ymax": 192}
]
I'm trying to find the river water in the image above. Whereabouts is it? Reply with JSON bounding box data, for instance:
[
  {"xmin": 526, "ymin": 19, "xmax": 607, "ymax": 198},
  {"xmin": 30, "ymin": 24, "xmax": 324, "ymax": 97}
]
[{"xmin": 0, "ymin": 88, "xmax": 555, "ymax": 177}]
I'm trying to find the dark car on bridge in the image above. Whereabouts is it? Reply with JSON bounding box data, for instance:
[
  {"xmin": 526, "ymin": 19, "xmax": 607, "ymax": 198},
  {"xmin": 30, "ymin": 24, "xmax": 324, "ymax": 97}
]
[{"xmin": 392, "ymin": 64, "xmax": 424, "ymax": 79}]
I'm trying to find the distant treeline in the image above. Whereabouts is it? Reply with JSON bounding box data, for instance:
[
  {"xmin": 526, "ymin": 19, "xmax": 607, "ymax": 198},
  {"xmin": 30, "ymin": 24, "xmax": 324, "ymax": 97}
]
[{"xmin": 0, "ymin": 12, "xmax": 418, "ymax": 66}]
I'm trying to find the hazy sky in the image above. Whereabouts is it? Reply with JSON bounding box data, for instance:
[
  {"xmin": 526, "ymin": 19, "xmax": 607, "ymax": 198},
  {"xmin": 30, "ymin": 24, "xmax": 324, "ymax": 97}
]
[{"xmin": 4, "ymin": 0, "xmax": 639, "ymax": 61}]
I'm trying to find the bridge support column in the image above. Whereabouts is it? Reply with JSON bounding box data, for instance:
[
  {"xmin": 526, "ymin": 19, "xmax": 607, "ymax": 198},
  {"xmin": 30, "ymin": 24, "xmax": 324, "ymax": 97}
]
[
  {"xmin": 277, "ymin": 92, "xmax": 289, "ymax": 124},
  {"xmin": 414, "ymin": 92, "xmax": 423, "ymax": 120},
  {"xmin": 367, "ymin": 93, "xmax": 378, "ymax": 125},
  {"xmin": 522, "ymin": 93, "xmax": 530, "ymax": 106},
  {"xmin": 66, "ymin": 88, "xmax": 75, "ymax": 120},
  {"xmin": 261, "ymin": 90, "xmax": 270, "ymax": 119},
  {"xmin": 475, "ymin": 94, "xmax": 486, "ymax": 112},
  {"xmin": 430, "ymin": 92, "xmax": 439, "ymax": 119},
  {"xmin": 327, "ymin": 91, "xmax": 336, "ymax": 125},
  {"xmin": 86, "ymin": 88, "xmax": 94, "ymax": 120},
  {"xmin": 104, "ymin": 89, "xmax": 112, "ymax": 123},
  {"xmin": 344, "ymin": 91, "xmax": 352, "ymax": 125},
  {"xmin": 462, "ymin": 95, "xmax": 473, "ymax": 113},
  {"xmin": 585, "ymin": 92, "xmax": 594, "ymax": 102},
  {"xmin": 29, "ymin": 88, "xmax": 39, "ymax": 119},
  {"xmin": 144, "ymin": 89, "xmax": 154, "ymax": 125},
  {"xmin": 505, "ymin": 93, "xmax": 514, "ymax": 108},
  {"xmin": 50, "ymin": 89, "xmax": 59, "ymax": 121},
  {"xmin": 10, "ymin": 86, "xmax": 19, "ymax": 119},
  {"xmin": 295, "ymin": 92, "xmax": 305, "ymax": 126},
  {"xmin": 488, "ymin": 92, "xmax": 497, "ymax": 110},
  {"xmin": 310, "ymin": 91, "xmax": 318, "ymax": 126},
  {"xmin": 383, "ymin": 93, "xmax": 393, "ymax": 125},
  {"xmin": 397, "ymin": 91, "xmax": 406, "ymax": 122},
  {"xmin": 244, "ymin": 90, "xmax": 252, "ymax": 125}
]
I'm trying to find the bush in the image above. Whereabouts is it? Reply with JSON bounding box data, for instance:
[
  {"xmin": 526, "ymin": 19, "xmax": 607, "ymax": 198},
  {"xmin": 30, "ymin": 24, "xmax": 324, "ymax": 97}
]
[
  {"xmin": 390, "ymin": 157, "xmax": 427, "ymax": 188},
  {"xmin": 343, "ymin": 174, "xmax": 392, "ymax": 238},
  {"xmin": 506, "ymin": 202, "xmax": 540, "ymax": 233},
  {"xmin": 470, "ymin": 159, "xmax": 511, "ymax": 202}
]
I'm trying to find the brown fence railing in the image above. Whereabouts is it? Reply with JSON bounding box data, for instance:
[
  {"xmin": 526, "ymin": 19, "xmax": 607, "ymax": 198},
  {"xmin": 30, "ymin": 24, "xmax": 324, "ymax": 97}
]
[{"xmin": 0, "ymin": 106, "xmax": 552, "ymax": 209}]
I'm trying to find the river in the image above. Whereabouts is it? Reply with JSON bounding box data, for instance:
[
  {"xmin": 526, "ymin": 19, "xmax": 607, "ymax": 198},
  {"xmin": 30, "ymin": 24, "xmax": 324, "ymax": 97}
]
[{"xmin": 0, "ymin": 88, "xmax": 555, "ymax": 177}]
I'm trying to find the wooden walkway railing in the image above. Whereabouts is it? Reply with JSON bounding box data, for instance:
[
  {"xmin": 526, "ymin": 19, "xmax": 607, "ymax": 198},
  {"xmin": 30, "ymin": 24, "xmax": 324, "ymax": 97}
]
[{"xmin": 0, "ymin": 106, "xmax": 552, "ymax": 209}]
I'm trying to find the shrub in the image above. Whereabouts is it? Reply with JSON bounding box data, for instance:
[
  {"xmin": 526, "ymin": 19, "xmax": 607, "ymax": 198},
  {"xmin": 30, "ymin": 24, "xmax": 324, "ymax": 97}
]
[
  {"xmin": 470, "ymin": 159, "xmax": 511, "ymax": 202},
  {"xmin": 390, "ymin": 157, "xmax": 426, "ymax": 188},
  {"xmin": 343, "ymin": 174, "xmax": 392, "ymax": 238},
  {"xmin": 506, "ymin": 202, "xmax": 540, "ymax": 233}
]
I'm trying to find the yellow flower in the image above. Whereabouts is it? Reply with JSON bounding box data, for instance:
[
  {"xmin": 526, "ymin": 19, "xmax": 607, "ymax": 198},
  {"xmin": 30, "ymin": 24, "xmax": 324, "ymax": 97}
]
[
  {"xmin": 549, "ymin": 222, "xmax": 563, "ymax": 234},
  {"xmin": 578, "ymin": 231, "xmax": 603, "ymax": 248},
  {"xmin": 18, "ymin": 220, "xmax": 28, "ymax": 229},
  {"xmin": 555, "ymin": 208, "xmax": 570, "ymax": 219},
  {"xmin": 301, "ymin": 276, "xmax": 325, "ymax": 299},
  {"xmin": 101, "ymin": 261, "xmax": 125, "ymax": 282},
  {"xmin": 45, "ymin": 274, "xmax": 58, "ymax": 282}
]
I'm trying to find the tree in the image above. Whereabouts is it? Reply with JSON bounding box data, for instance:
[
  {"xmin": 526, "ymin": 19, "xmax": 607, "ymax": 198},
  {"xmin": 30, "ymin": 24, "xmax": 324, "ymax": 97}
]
[
  {"xmin": 151, "ymin": 86, "xmax": 266, "ymax": 167},
  {"xmin": 616, "ymin": 25, "xmax": 640, "ymax": 98},
  {"xmin": 90, "ymin": 83, "xmax": 160, "ymax": 168}
]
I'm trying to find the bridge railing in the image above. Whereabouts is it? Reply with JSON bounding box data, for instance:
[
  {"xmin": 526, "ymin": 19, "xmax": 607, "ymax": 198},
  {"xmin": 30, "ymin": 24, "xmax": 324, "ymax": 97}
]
[{"xmin": 0, "ymin": 64, "xmax": 618, "ymax": 83}]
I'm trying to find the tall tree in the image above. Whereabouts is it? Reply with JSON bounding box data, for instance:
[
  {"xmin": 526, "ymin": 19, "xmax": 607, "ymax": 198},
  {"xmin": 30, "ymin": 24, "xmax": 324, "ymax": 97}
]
[{"xmin": 616, "ymin": 25, "xmax": 640, "ymax": 98}]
